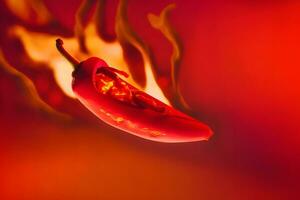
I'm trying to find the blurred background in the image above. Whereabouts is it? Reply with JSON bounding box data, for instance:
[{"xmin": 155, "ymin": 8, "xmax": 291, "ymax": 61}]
[{"xmin": 0, "ymin": 0, "xmax": 299, "ymax": 199}]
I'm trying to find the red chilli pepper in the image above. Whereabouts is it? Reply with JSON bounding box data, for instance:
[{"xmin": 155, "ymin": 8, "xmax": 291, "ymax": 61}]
[{"xmin": 56, "ymin": 39, "xmax": 212, "ymax": 143}]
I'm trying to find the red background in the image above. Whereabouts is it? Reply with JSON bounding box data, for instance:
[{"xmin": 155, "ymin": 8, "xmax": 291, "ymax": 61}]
[{"xmin": 0, "ymin": 0, "xmax": 299, "ymax": 199}]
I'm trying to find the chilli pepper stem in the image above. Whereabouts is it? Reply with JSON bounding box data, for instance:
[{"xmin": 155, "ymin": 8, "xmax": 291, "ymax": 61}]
[{"xmin": 56, "ymin": 38, "xmax": 80, "ymax": 67}]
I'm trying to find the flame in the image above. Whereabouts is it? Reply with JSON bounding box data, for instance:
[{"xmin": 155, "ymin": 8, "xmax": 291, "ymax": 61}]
[
  {"xmin": 5, "ymin": 0, "xmax": 52, "ymax": 24},
  {"xmin": 0, "ymin": 50, "xmax": 69, "ymax": 119},
  {"xmin": 9, "ymin": 23, "xmax": 169, "ymax": 104},
  {"xmin": 9, "ymin": 24, "xmax": 130, "ymax": 98},
  {"xmin": 9, "ymin": 25, "xmax": 78, "ymax": 98},
  {"xmin": 115, "ymin": 0, "xmax": 169, "ymax": 105},
  {"xmin": 148, "ymin": 4, "xmax": 190, "ymax": 110},
  {"xmin": 5, "ymin": 0, "xmax": 175, "ymax": 118}
]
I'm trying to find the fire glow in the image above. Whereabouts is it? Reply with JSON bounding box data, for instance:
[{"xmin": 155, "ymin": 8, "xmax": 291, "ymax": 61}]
[
  {"xmin": 6, "ymin": 0, "xmax": 170, "ymax": 104},
  {"xmin": 10, "ymin": 23, "xmax": 169, "ymax": 104},
  {"xmin": 2, "ymin": 0, "xmax": 212, "ymax": 142}
]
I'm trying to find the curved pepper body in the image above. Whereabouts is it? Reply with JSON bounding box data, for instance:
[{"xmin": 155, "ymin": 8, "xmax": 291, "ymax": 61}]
[{"xmin": 72, "ymin": 57, "xmax": 212, "ymax": 143}]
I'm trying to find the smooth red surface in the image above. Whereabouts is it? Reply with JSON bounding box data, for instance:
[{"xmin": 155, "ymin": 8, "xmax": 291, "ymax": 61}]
[{"xmin": 72, "ymin": 57, "xmax": 212, "ymax": 142}]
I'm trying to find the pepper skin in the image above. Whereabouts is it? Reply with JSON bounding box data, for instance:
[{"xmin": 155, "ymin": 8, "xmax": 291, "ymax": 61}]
[{"xmin": 56, "ymin": 39, "xmax": 212, "ymax": 143}]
